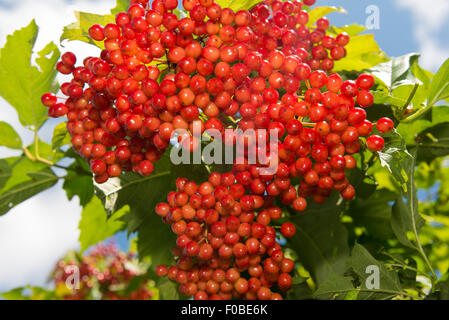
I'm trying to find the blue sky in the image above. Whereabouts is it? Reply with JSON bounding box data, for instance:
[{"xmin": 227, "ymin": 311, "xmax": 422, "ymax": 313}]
[{"xmin": 0, "ymin": 0, "xmax": 449, "ymax": 293}]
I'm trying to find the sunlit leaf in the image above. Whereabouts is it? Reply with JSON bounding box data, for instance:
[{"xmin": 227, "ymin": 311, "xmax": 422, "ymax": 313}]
[
  {"xmin": 0, "ymin": 121, "xmax": 22, "ymax": 150},
  {"xmin": 0, "ymin": 20, "xmax": 59, "ymax": 129}
]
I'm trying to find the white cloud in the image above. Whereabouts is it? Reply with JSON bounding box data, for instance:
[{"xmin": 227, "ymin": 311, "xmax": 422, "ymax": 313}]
[
  {"xmin": 395, "ymin": 0, "xmax": 449, "ymax": 71},
  {"xmin": 0, "ymin": 0, "xmax": 115, "ymax": 293}
]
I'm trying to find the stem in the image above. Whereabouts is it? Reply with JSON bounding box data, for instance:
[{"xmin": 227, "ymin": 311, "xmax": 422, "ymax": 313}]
[
  {"xmin": 407, "ymin": 160, "xmax": 438, "ymax": 285},
  {"xmin": 23, "ymin": 147, "xmax": 36, "ymax": 161},
  {"xmin": 415, "ymin": 232, "xmax": 438, "ymax": 285},
  {"xmin": 305, "ymin": 80, "xmax": 311, "ymax": 90},
  {"xmin": 402, "ymin": 105, "xmax": 432, "ymax": 123},
  {"xmin": 366, "ymin": 153, "xmax": 378, "ymax": 169},
  {"xmin": 401, "ymin": 83, "xmax": 430, "ymax": 123},
  {"xmin": 327, "ymin": 288, "xmax": 422, "ymax": 300},
  {"xmin": 33, "ymin": 130, "xmax": 55, "ymax": 166},
  {"xmin": 385, "ymin": 263, "xmax": 426, "ymax": 276},
  {"xmin": 401, "ymin": 83, "xmax": 419, "ymax": 112},
  {"xmin": 301, "ymin": 122, "xmax": 316, "ymax": 127}
]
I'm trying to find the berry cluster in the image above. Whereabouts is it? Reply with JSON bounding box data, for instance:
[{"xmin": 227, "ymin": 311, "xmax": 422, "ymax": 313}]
[
  {"xmin": 52, "ymin": 243, "xmax": 154, "ymax": 300},
  {"xmin": 40, "ymin": 0, "xmax": 396, "ymax": 300},
  {"xmin": 39, "ymin": 0, "xmax": 365, "ymax": 185},
  {"xmin": 155, "ymin": 173, "xmax": 297, "ymax": 300}
]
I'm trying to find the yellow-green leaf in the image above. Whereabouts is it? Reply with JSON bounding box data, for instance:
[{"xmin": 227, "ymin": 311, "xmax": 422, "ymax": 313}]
[
  {"xmin": 0, "ymin": 121, "xmax": 22, "ymax": 150},
  {"xmin": 0, "ymin": 157, "xmax": 58, "ymax": 216},
  {"xmin": 215, "ymin": 0, "xmax": 260, "ymax": 12},
  {"xmin": 0, "ymin": 20, "xmax": 60, "ymax": 129},
  {"xmin": 60, "ymin": 12, "xmax": 115, "ymax": 49},
  {"xmin": 78, "ymin": 196, "xmax": 128, "ymax": 253},
  {"xmin": 333, "ymin": 34, "xmax": 388, "ymax": 72},
  {"xmin": 111, "ymin": 0, "xmax": 130, "ymax": 14},
  {"xmin": 51, "ymin": 122, "xmax": 71, "ymax": 150},
  {"xmin": 329, "ymin": 24, "xmax": 367, "ymax": 36}
]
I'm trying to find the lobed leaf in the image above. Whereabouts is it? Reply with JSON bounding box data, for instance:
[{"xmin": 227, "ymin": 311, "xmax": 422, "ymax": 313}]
[
  {"xmin": 95, "ymin": 155, "xmax": 176, "ymax": 266},
  {"xmin": 60, "ymin": 12, "xmax": 115, "ymax": 49},
  {"xmin": 215, "ymin": 0, "xmax": 261, "ymax": 12},
  {"xmin": 0, "ymin": 121, "xmax": 22, "ymax": 150},
  {"xmin": 348, "ymin": 243, "xmax": 403, "ymax": 299},
  {"xmin": 0, "ymin": 157, "xmax": 59, "ymax": 216},
  {"xmin": 370, "ymin": 53, "xmax": 420, "ymax": 90},
  {"xmin": 428, "ymin": 58, "xmax": 449, "ymax": 107},
  {"xmin": 288, "ymin": 193, "xmax": 350, "ymax": 285},
  {"xmin": 0, "ymin": 20, "xmax": 60, "ymax": 129},
  {"xmin": 333, "ymin": 34, "xmax": 388, "ymax": 72},
  {"xmin": 51, "ymin": 122, "xmax": 71, "ymax": 150},
  {"xmin": 78, "ymin": 196, "xmax": 127, "ymax": 253}
]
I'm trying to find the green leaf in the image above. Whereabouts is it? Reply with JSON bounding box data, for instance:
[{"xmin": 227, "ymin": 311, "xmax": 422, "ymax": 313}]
[
  {"xmin": 215, "ymin": 0, "xmax": 261, "ymax": 12},
  {"xmin": 110, "ymin": 0, "xmax": 130, "ymax": 15},
  {"xmin": 370, "ymin": 53, "xmax": 420, "ymax": 89},
  {"xmin": 378, "ymin": 130, "xmax": 414, "ymax": 192},
  {"xmin": 416, "ymin": 122, "xmax": 449, "ymax": 162},
  {"xmin": 29, "ymin": 138, "xmax": 64, "ymax": 164},
  {"xmin": 63, "ymin": 172, "xmax": 93, "ymax": 207},
  {"xmin": 287, "ymin": 277, "xmax": 313, "ymax": 300},
  {"xmin": 288, "ymin": 193, "xmax": 350, "ymax": 285},
  {"xmin": 157, "ymin": 278, "xmax": 183, "ymax": 300},
  {"xmin": 51, "ymin": 122, "xmax": 71, "ymax": 150},
  {"xmin": 428, "ymin": 58, "xmax": 449, "ymax": 107},
  {"xmin": 0, "ymin": 121, "xmax": 22, "ymax": 149},
  {"xmin": 411, "ymin": 62, "xmax": 433, "ymax": 88},
  {"xmin": 349, "ymin": 189, "xmax": 397, "ymax": 240},
  {"xmin": 0, "ymin": 20, "xmax": 60, "ymax": 129},
  {"xmin": 314, "ymin": 272, "xmax": 355, "ymax": 300},
  {"xmin": 78, "ymin": 196, "xmax": 127, "ymax": 253},
  {"xmin": 392, "ymin": 83, "xmax": 428, "ymax": 110},
  {"xmin": 373, "ymin": 91, "xmax": 407, "ymax": 107},
  {"xmin": 95, "ymin": 155, "xmax": 176, "ymax": 266},
  {"xmin": 349, "ymin": 243, "xmax": 403, "ymax": 299},
  {"xmin": 306, "ymin": 6, "xmax": 347, "ymax": 27},
  {"xmin": 137, "ymin": 219, "xmax": 177, "ymax": 269},
  {"xmin": 0, "ymin": 158, "xmax": 15, "ymax": 190},
  {"xmin": 397, "ymin": 106, "xmax": 449, "ymax": 145},
  {"xmin": 0, "ymin": 287, "xmax": 30, "ymax": 300},
  {"xmin": 391, "ymin": 149, "xmax": 425, "ymax": 249},
  {"xmin": 347, "ymin": 167, "xmax": 377, "ymax": 199},
  {"xmin": 333, "ymin": 34, "xmax": 388, "ymax": 72},
  {"xmin": 0, "ymin": 157, "xmax": 59, "ymax": 216},
  {"xmin": 329, "ymin": 24, "xmax": 366, "ymax": 37},
  {"xmin": 62, "ymin": 151, "xmax": 94, "ymax": 206},
  {"xmin": 61, "ymin": 12, "xmax": 115, "ymax": 48}
]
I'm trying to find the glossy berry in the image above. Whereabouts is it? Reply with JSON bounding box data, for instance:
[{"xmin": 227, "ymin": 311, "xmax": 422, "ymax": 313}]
[{"xmin": 366, "ymin": 135, "xmax": 385, "ymax": 152}]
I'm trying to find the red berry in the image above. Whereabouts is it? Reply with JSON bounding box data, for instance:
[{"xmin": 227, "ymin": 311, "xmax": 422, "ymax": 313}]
[
  {"xmin": 366, "ymin": 135, "xmax": 385, "ymax": 152},
  {"xmin": 377, "ymin": 117, "xmax": 394, "ymax": 133},
  {"xmin": 281, "ymin": 222, "xmax": 296, "ymax": 238}
]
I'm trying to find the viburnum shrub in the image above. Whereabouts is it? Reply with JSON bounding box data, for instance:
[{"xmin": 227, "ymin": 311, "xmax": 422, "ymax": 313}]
[
  {"xmin": 2, "ymin": 0, "xmax": 449, "ymax": 302},
  {"xmin": 38, "ymin": 0, "xmax": 396, "ymax": 300},
  {"xmin": 52, "ymin": 243, "xmax": 155, "ymax": 300}
]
